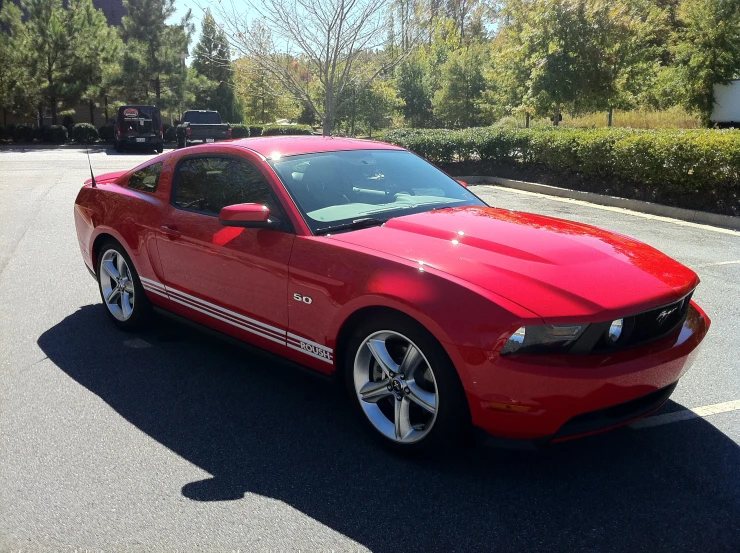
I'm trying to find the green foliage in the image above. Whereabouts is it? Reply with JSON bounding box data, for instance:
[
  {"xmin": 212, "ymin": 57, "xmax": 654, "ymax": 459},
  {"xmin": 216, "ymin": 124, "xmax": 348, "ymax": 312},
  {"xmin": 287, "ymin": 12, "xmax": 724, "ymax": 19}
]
[
  {"xmin": 668, "ymin": 0, "xmax": 740, "ymax": 125},
  {"xmin": 382, "ymin": 126, "xmax": 740, "ymax": 198},
  {"xmin": 12, "ymin": 124, "xmax": 35, "ymax": 142},
  {"xmin": 163, "ymin": 124, "xmax": 176, "ymax": 142},
  {"xmin": 71, "ymin": 122, "xmax": 98, "ymax": 143},
  {"xmin": 0, "ymin": 2, "xmax": 36, "ymax": 121},
  {"xmin": 42, "ymin": 125, "xmax": 68, "ymax": 142},
  {"xmin": 261, "ymin": 124, "xmax": 313, "ymax": 136},
  {"xmin": 396, "ymin": 57, "xmax": 433, "ymax": 127},
  {"xmin": 230, "ymin": 124, "xmax": 250, "ymax": 138},
  {"xmin": 98, "ymin": 124, "xmax": 114, "ymax": 141},
  {"xmin": 433, "ymin": 44, "xmax": 487, "ymax": 128},
  {"xmin": 191, "ymin": 10, "xmax": 242, "ymax": 123},
  {"xmin": 119, "ymin": 0, "xmax": 192, "ymax": 110}
]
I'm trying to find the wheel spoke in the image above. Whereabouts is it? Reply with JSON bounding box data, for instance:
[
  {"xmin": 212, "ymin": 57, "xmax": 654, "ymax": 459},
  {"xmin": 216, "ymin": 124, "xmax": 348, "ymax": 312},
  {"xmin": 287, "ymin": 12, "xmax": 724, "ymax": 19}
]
[
  {"xmin": 406, "ymin": 381, "xmax": 437, "ymax": 414},
  {"xmin": 359, "ymin": 379, "xmax": 393, "ymax": 403},
  {"xmin": 105, "ymin": 287, "xmax": 121, "ymax": 304},
  {"xmin": 123, "ymin": 280, "xmax": 135, "ymax": 293},
  {"xmin": 121, "ymin": 292, "xmax": 133, "ymax": 318},
  {"xmin": 116, "ymin": 253, "xmax": 127, "ymax": 278},
  {"xmin": 366, "ymin": 339, "xmax": 399, "ymax": 377},
  {"xmin": 399, "ymin": 344, "xmax": 424, "ymax": 379},
  {"xmin": 102, "ymin": 259, "xmax": 119, "ymax": 280},
  {"xmin": 394, "ymin": 397, "xmax": 412, "ymax": 440}
]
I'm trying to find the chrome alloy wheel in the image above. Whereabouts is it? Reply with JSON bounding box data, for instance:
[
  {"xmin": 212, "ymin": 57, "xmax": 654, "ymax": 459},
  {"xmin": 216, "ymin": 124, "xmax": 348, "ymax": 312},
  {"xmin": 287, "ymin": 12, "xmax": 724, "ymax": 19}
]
[
  {"xmin": 99, "ymin": 249, "xmax": 135, "ymax": 321},
  {"xmin": 353, "ymin": 330, "xmax": 439, "ymax": 444}
]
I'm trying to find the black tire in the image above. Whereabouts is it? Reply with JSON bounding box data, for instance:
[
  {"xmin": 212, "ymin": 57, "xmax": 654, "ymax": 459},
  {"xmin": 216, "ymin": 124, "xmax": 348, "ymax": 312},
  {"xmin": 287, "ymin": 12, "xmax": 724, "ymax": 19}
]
[
  {"xmin": 156, "ymin": 144, "xmax": 163, "ymax": 153},
  {"xmin": 114, "ymin": 139, "xmax": 122, "ymax": 153},
  {"xmin": 344, "ymin": 312, "xmax": 471, "ymax": 456},
  {"xmin": 96, "ymin": 239, "xmax": 152, "ymax": 331}
]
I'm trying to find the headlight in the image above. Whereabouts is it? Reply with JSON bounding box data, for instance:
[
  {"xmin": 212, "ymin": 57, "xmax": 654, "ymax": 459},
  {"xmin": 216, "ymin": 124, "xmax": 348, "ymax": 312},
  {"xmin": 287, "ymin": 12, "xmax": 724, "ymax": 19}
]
[
  {"xmin": 606, "ymin": 319, "xmax": 623, "ymax": 344},
  {"xmin": 500, "ymin": 324, "xmax": 587, "ymax": 355}
]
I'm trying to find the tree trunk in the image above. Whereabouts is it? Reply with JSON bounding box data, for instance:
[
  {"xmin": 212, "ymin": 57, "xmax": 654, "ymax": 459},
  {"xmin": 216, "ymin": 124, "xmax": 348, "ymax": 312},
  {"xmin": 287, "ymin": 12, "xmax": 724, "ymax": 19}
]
[
  {"xmin": 104, "ymin": 95, "xmax": 109, "ymax": 123},
  {"xmin": 553, "ymin": 103, "xmax": 560, "ymax": 127},
  {"xmin": 607, "ymin": 107, "xmax": 613, "ymax": 127},
  {"xmin": 38, "ymin": 103, "xmax": 43, "ymax": 127},
  {"xmin": 323, "ymin": 87, "xmax": 334, "ymax": 136},
  {"xmin": 50, "ymin": 96, "xmax": 57, "ymax": 126},
  {"xmin": 155, "ymin": 75, "xmax": 161, "ymax": 103},
  {"xmin": 3, "ymin": 108, "xmax": 6, "ymax": 126},
  {"xmin": 525, "ymin": 112, "xmax": 530, "ymax": 128},
  {"xmin": 89, "ymin": 99, "xmax": 95, "ymax": 125}
]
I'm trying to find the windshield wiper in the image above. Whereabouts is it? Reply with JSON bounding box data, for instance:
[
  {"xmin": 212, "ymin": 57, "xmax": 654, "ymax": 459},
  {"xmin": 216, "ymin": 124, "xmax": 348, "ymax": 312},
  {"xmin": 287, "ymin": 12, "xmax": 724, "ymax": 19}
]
[{"xmin": 315, "ymin": 217, "xmax": 387, "ymax": 236}]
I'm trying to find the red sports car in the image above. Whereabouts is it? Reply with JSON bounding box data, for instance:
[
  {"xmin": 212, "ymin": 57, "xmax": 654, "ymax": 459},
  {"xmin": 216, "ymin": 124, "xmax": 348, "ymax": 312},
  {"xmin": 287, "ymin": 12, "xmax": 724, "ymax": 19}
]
[{"xmin": 74, "ymin": 137, "xmax": 710, "ymax": 454}]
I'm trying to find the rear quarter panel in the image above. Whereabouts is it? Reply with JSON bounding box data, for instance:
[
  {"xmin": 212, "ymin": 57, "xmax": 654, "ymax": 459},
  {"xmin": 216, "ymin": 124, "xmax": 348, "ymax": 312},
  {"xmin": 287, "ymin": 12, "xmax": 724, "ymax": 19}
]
[{"xmin": 74, "ymin": 162, "xmax": 173, "ymax": 283}]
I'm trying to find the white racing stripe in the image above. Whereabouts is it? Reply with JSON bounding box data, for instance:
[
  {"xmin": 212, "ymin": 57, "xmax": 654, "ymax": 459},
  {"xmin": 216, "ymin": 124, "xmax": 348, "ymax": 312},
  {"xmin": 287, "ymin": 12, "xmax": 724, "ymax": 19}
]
[
  {"xmin": 631, "ymin": 399, "xmax": 740, "ymax": 429},
  {"xmin": 137, "ymin": 276, "xmax": 333, "ymax": 363}
]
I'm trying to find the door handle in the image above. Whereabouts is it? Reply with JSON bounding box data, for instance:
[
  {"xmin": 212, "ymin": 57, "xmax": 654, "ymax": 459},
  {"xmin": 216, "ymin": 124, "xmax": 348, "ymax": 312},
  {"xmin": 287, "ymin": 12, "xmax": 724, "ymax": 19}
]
[{"xmin": 161, "ymin": 225, "xmax": 181, "ymax": 239}]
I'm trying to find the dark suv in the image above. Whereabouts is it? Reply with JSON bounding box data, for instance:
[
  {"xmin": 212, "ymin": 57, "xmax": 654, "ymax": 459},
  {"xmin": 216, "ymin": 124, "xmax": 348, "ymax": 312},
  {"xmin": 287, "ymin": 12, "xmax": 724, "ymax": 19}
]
[{"xmin": 113, "ymin": 105, "xmax": 164, "ymax": 153}]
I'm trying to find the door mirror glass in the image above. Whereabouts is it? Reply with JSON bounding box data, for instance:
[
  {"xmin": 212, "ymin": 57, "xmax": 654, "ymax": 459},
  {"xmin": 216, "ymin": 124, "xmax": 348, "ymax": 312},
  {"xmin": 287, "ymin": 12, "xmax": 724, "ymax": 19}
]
[{"xmin": 219, "ymin": 203, "xmax": 279, "ymax": 228}]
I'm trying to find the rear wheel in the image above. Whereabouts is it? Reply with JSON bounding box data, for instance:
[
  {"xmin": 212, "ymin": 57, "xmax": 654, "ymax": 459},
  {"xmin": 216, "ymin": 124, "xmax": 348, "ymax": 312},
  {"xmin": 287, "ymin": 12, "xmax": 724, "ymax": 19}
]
[
  {"xmin": 345, "ymin": 314, "xmax": 470, "ymax": 455},
  {"xmin": 156, "ymin": 144, "xmax": 163, "ymax": 153},
  {"xmin": 97, "ymin": 241, "xmax": 152, "ymax": 330}
]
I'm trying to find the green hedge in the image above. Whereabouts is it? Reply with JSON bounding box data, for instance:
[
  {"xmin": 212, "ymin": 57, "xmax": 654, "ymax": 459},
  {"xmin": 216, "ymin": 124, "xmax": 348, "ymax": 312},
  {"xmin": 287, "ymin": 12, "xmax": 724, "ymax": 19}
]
[
  {"xmin": 231, "ymin": 123, "xmax": 250, "ymax": 138},
  {"xmin": 261, "ymin": 124, "xmax": 313, "ymax": 136},
  {"xmin": 248, "ymin": 125, "xmax": 263, "ymax": 137},
  {"xmin": 42, "ymin": 125, "xmax": 68, "ymax": 143},
  {"xmin": 71, "ymin": 123, "xmax": 98, "ymax": 143},
  {"xmin": 163, "ymin": 124, "xmax": 176, "ymax": 143},
  {"xmin": 381, "ymin": 127, "xmax": 740, "ymax": 198}
]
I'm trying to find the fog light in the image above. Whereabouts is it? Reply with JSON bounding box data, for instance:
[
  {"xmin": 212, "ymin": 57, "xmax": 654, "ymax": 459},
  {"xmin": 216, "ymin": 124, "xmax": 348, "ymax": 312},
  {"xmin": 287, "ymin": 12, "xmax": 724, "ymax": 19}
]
[{"xmin": 607, "ymin": 319, "xmax": 623, "ymax": 343}]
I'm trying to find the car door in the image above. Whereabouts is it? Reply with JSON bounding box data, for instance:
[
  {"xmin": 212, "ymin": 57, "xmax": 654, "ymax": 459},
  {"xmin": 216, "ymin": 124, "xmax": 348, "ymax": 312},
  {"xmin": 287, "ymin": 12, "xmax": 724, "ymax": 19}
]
[{"xmin": 156, "ymin": 154, "xmax": 295, "ymax": 350}]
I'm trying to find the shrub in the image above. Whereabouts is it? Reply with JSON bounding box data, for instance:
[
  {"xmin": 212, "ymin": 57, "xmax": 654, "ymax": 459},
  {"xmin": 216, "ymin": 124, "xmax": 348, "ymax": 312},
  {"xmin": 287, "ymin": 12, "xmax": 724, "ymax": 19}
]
[
  {"xmin": 381, "ymin": 126, "xmax": 740, "ymax": 207},
  {"xmin": 12, "ymin": 123, "xmax": 34, "ymax": 142},
  {"xmin": 0, "ymin": 125, "xmax": 8, "ymax": 140},
  {"xmin": 32, "ymin": 126, "xmax": 44, "ymax": 142},
  {"xmin": 261, "ymin": 124, "xmax": 313, "ymax": 136},
  {"xmin": 248, "ymin": 125, "xmax": 263, "ymax": 137},
  {"xmin": 163, "ymin": 124, "xmax": 176, "ymax": 143},
  {"xmin": 98, "ymin": 124, "xmax": 114, "ymax": 142},
  {"xmin": 71, "ymin": 123, "xmax": 98, "ymax": 143},
  {"xmin": 231, "ymin": 123, "xmax": 250, "ymax": 138},
  {"xmin": 42, "ymin": 125, "xmax": 68, "ymax": 143}
]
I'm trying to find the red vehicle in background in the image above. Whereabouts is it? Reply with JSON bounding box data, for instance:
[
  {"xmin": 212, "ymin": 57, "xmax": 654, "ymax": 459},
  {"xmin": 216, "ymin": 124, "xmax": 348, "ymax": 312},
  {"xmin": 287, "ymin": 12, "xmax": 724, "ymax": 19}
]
[{"xmin": 73, "ymin": 136, "xmax": 709, "ymax": 454}]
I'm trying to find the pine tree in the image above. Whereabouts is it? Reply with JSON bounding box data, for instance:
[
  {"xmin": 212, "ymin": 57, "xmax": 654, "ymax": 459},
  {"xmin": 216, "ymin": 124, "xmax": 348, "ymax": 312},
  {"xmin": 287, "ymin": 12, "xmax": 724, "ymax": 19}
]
[{"xmin": 119, "ymin": 0, "xmax": 192, "ymax": 108}]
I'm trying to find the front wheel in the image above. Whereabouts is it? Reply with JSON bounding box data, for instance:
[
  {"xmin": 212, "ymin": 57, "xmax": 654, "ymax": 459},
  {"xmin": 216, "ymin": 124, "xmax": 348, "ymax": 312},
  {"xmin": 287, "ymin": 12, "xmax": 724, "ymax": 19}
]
[
  {"xmin": 97, "ymin": 241, "xmax": 152, "ymax": 330},
  {"xmin": 345, "ymin": 314, "xmax": 471, "ymax": 455}
]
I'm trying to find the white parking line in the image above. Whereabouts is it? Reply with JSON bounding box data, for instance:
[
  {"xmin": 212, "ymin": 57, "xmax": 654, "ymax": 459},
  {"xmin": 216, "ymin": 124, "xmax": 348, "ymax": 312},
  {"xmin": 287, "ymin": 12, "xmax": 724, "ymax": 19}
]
[
  {"xmin": 630, "ymin": 399, "xmax": 740, "ymax": 429},
  {"xmin": 487, "ymin": 186, "xmax": 740, "ymax": 236},
  {"xmin": 694, "ymin": 260, "xmax": 740, "ymax": 268}
]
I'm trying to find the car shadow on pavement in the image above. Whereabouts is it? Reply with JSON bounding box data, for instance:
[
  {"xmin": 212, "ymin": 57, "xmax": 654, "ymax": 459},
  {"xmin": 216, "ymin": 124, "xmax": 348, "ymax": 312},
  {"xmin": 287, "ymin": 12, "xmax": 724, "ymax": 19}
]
[{"xmin": 38, "ymin": 305, "xmax": 740, "ymax": 552}]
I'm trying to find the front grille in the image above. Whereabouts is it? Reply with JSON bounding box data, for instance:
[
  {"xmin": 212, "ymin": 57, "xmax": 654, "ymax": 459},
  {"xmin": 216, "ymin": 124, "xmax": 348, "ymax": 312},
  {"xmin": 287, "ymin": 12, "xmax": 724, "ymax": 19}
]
[{"xmin": 569, "ymin": 292, "xmax": 693, "ymax": 354}]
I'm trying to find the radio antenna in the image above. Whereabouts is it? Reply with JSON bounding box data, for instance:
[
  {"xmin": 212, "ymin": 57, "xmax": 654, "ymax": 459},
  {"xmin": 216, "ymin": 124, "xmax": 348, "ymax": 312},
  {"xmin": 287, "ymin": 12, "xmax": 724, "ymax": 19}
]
[{"xmin": 86, "ymin": 148, "xmax": 97, "ymax": 188}]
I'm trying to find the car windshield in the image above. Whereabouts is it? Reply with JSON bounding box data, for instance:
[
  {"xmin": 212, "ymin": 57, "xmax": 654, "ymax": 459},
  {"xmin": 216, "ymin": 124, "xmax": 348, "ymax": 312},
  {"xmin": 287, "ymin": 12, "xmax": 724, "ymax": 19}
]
[
  {"xmin": 184, "ymin": 111, "xmax": 222, "ymax": 124},
  {"xmin": 269, "ymin": 150, "xmax": 484, "ymax": 233}
]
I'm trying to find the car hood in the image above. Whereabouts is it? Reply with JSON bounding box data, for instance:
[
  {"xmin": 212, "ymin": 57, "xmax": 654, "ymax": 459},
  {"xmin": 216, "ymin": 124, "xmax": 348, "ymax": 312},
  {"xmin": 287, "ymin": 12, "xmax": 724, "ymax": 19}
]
[{"xmin": 330, "ymin": 206, "xmax": 699, "ymax": 322}]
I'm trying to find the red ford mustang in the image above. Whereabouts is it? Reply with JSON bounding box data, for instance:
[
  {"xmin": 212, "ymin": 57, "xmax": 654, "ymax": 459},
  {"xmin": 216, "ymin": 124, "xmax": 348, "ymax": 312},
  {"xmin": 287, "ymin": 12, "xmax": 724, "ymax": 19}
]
[{"xmin": 74, "ymin": 136, "xmax": 710, "ymax": 453}]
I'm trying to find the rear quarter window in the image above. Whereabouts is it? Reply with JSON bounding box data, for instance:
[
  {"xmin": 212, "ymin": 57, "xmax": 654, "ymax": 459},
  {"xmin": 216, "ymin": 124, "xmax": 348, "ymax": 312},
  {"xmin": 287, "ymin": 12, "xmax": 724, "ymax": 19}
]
[{"xmin": 127, "ymin": 163, "xmax": 163, "ymax": 193}]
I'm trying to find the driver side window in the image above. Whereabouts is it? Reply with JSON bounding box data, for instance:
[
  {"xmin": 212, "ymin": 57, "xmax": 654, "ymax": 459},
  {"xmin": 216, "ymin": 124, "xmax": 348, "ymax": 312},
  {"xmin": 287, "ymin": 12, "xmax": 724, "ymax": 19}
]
[{"xmin": 173, "ymin": 157, "xmax": 287, "ymax": 224}]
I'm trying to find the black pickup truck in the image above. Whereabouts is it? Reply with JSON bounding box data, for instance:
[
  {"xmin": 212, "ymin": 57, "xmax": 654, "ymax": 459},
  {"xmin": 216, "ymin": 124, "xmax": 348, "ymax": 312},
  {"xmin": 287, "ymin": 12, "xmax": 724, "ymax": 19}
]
[{"xmin": 175, "ymin": 110, "xmax": 232, "ymax": 148}]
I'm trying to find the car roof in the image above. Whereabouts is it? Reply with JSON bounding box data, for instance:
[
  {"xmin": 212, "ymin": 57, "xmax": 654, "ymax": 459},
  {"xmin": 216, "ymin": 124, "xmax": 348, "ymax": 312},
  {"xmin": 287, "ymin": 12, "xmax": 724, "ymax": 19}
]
[{"xmin": 232, "ymin": 136, "xmax": 405, "ymax": 158}]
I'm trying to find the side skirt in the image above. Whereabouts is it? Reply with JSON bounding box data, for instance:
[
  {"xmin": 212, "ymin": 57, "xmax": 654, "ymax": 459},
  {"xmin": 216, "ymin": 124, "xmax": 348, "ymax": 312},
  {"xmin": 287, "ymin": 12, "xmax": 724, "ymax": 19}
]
[{"xmin": 152, "ymin": 306, "xmax": 334, "ymax": 384}]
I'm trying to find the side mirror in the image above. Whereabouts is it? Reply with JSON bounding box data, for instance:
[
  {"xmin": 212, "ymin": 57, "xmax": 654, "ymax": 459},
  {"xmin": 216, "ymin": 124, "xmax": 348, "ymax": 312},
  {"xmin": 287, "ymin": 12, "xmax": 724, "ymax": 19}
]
[
  {"xmin": 219, "ymin": 203, "xmax": 280, "ymax": 229},
  {"xmin": 456, "ymin": 179, "xmax": 468, "ymax": 188}
]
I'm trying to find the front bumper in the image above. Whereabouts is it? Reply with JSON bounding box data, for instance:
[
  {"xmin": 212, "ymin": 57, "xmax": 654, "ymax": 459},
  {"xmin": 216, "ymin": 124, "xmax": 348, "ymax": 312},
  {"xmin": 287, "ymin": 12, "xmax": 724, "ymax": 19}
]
[{"xmin": 450, "ymin": 302, "xmax": 710, "ymax": 441}]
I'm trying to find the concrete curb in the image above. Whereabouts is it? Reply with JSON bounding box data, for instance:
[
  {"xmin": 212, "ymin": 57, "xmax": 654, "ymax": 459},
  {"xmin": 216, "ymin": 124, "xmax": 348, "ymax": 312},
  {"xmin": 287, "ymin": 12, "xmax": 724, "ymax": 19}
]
[
  {"xmin": 0, "ymin": 143, "xmax": 176, "ymax": 151},
  {"xmin": 460, "ymin": 175, "xmax": 740, "ymax": 231}
]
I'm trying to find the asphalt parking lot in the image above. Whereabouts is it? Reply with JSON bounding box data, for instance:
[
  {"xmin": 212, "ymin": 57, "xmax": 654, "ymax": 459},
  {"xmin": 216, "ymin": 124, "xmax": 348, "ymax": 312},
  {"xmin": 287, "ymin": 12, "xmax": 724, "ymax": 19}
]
[{"xmin": 1, "ymin": 147, "xmax": 738, "ymax": 552}]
